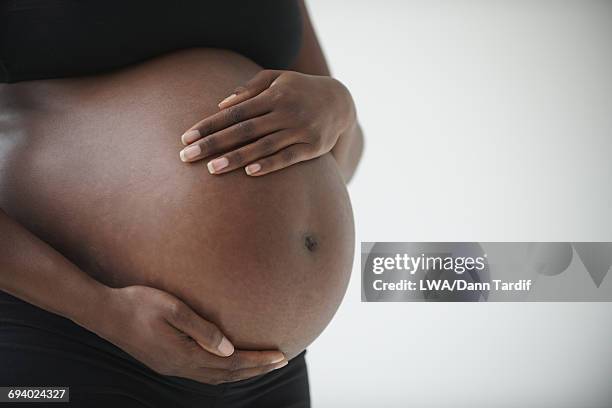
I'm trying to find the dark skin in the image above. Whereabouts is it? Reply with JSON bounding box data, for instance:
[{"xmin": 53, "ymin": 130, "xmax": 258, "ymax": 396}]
[
  {"xmin": 0, "ymin": 211, "xmax": 288, "ymax": 384},
  {"xmin": 0, "ymin": 1, "xmax": 362, "ymax": 384},
  {"xmin": 179, "ymin": 1, "xmax": 364, "ymax": 181}
]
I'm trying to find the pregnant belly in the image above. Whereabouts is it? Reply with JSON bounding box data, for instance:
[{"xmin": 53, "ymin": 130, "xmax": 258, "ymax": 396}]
[{"xmin": 0, "ymin": 49, "xmax": 354, "ymax": 359}]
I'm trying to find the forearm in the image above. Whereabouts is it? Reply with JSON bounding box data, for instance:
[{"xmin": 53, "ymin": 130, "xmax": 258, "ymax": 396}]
[
  {"xmin": 0, "ymin": 208, "xmax": 111, "ymax": 331},
  {"xmin": 290, "ymin": 1, "xmax": 363, "ymax": 182}
]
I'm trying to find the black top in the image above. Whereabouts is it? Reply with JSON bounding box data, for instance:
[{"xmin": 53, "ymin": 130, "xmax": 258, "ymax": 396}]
[{"xmin": 0, "ymin": 0, "xmax": 303, "ymax": 83}]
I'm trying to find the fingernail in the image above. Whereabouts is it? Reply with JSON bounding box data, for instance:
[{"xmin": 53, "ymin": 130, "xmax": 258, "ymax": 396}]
[
  {"xmin": 218, "ymin": 93, "xmax": 237, "ymax": 108},
  {"xmin": 207, "ymin": 157, "xmax": 229, "ymax": 174},
  {"xmin": 270, "ymin": 354, "xmax": 285, "ymax": 364},
  {"xmin": 181, "ymin": 129, "xmax": 201, "ymax": 145},
  {"xmin": 245, "ymin": 163, "xmax": 261, "ymax": 175},
  {"xmin": 180, "ymin": 145, "xmax": 201, "ymax": 162},
  {"xmin": 218, "ymin": 337, "xmax": 234, "ymax": 356},
  {"xmin": 274, "ymin": 360, "xmax": 288, "ymax": 370}
]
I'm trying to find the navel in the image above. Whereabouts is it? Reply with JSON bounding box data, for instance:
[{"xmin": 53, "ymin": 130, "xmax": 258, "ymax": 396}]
[{"xmin": 303, "ymin": 233, "xmax": 319, "ymax": 252}]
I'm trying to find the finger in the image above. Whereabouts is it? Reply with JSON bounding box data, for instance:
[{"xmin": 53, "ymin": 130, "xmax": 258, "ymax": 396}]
[
  {"xmin": 205, "ymin": 129, "xmax": 297, "ymax": 174},
  {"xmin": 217, "ymin": 70, "xmax": 282, "ymax": 110},
  {"xmin": 195, "ymin": 349, "xmax": 286, "ymax": 370},
  {"xmin": 181, "ymin": 92, "xmax": 272, "ymax": 146},
  {"xmin": 244, "ymin": 143, "xmax": 314, "ymax": 177},
  {"xmin": 180, "ymin": 113, "xmax": 282, "ymax": 163},
  {"xmin": 166, "ymin": 302, "xmax": 234, "ymax": 357},
  {"xmin": 193, "ymin": 360, "xmax": 289, "ymax": 385}
]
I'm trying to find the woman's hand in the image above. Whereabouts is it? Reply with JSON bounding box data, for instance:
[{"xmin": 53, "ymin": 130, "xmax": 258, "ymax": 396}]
[
  {"xmin": 179, "ymin": 70, "xmax": 356, "ymax": 176},
  {"xmin": 101, "ymin": 285, "xmax": 287, "ymax": 385}
]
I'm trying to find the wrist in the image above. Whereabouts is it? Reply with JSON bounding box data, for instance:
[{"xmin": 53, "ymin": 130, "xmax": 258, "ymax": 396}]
[
  {"xmin": 332, "ymin": 78, "xmax": 357, "ymax": 135},
  {"xmin": 70, "ymin": 281, "xmax": 117, "ymax": 337}
]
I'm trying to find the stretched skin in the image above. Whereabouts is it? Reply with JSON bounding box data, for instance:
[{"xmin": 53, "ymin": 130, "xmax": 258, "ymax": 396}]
[{"xmin": 0, "ymin": 49, "xmax": 354, "ymax": 360}]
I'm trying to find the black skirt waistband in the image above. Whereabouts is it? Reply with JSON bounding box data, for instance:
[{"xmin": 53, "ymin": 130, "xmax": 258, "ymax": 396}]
[
  {"xmin": 0, "ymin": 290, "xmax": 227, "ymax": 396},
  {"xmin": 0, "ymin": 290, "xmax": 307, "ymax": 399}
]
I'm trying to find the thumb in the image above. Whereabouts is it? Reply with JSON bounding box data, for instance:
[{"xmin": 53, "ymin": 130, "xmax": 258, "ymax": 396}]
[
  {"xmin": 218, "ymin": 70, "xmax": 282, "ymax": 109},
  {"xmin": 166, "ymin": 301, "xmax": 235, "ymax": 357}
]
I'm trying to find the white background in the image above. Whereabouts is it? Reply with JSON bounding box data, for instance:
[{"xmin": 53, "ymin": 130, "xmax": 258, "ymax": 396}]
[{"xmin": 304, "ymin": 1, "xmax": 612, "ymax": 407}]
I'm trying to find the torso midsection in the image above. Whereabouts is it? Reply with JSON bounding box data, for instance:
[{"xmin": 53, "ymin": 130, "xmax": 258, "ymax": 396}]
[{"xmin": 0, "ymin": 49, "xmax": 354, "ymax": 359}]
